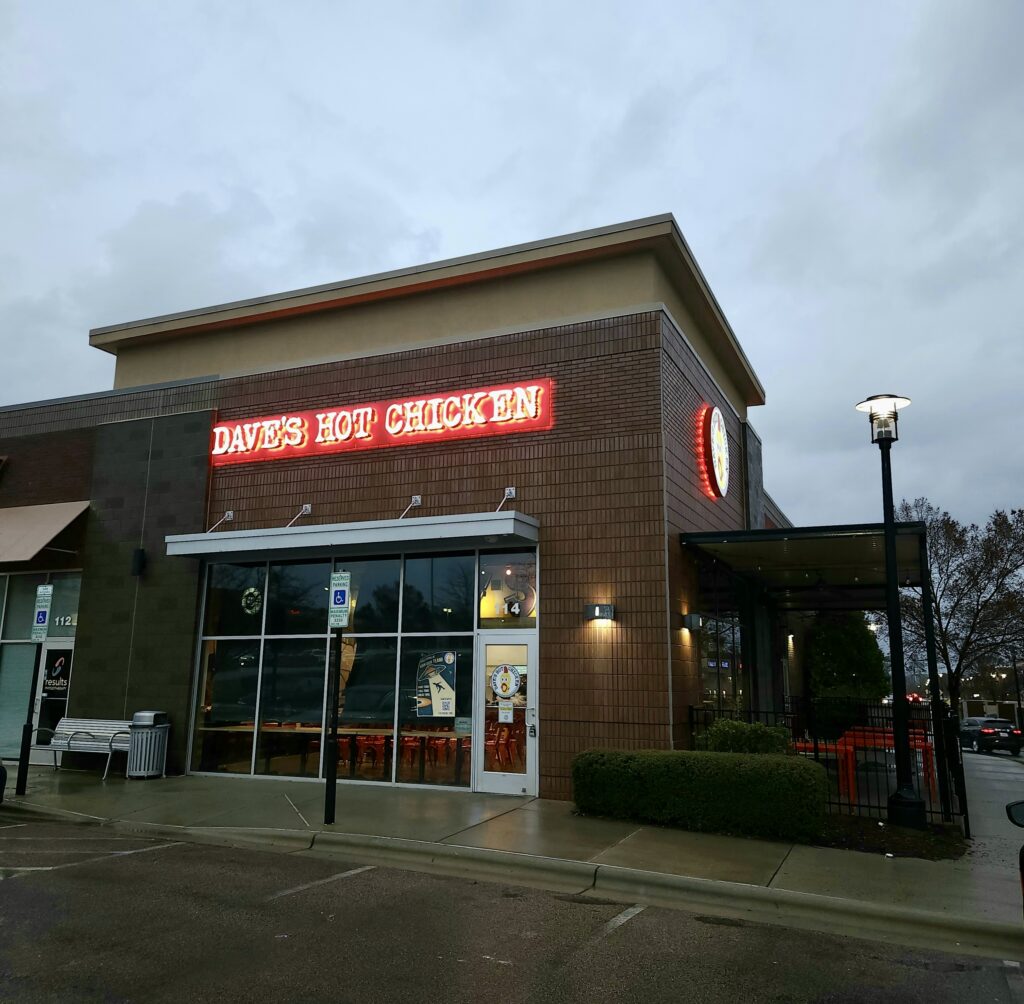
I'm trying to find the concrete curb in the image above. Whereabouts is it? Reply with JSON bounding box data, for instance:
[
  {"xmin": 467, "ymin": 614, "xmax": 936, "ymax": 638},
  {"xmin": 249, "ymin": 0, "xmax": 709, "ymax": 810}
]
[
  {"xmin": 308, "ymin": 830, "xmax": 597, "ymax": 893},
  {"xmin": 112, "ymin": 820, "xmax": 317, "ymax": 854},
  {"xmin": 0, "ymin": 800, "xmax": 104, "ymax": 824},
  {"xmin": 4, "ymin": 799, "xmax": 1021, "ymax": 960},
  {"xmin": 591, "ymin": 864, "xmax": 1024, "ymax": 961}
]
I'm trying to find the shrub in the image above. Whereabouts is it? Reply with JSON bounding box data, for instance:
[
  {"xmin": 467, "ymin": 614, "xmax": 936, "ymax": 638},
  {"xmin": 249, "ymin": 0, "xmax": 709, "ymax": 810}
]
[
  {"xmin": 572, "ymin": 749, "xmax": 828, "ymax": 843},
  {"xmin": 703, "ymin": 718, "xmax": 791, "ymax": 755}
]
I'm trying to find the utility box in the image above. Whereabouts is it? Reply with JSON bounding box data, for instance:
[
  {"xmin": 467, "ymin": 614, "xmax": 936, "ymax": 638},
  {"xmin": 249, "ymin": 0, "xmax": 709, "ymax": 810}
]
[{"xmin": 127, "ymin": 711, "xmax": 170, "ymax": 779}]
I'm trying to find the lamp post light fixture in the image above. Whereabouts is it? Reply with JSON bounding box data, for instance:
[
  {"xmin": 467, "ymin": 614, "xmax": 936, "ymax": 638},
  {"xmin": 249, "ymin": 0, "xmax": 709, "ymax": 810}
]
[{"xmin": 855, "ymin": 393, "xmax": 926, "ymax": 829}]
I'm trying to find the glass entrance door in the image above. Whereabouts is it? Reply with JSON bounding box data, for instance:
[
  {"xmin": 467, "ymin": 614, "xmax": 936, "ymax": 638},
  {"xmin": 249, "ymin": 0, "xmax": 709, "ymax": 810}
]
[
  {"xmin": 32, "ymin": 644, "xmax": 73, "ymax": 765},
  {"xmin": 474, "ymin": 634, "xmax": 537, "ymax": 796}
]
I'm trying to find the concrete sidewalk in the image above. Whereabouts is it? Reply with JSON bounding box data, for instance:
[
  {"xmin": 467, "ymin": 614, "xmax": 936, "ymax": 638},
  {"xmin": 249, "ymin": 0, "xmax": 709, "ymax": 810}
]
[{"xmin": 3, "ymin": 765, "xmax": 1023, "ymax": 960}]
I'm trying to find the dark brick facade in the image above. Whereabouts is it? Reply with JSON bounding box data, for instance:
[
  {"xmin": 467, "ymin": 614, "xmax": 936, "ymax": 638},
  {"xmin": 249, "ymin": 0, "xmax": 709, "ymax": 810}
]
[
  {"xmin": 69, "ymin": 414, "xmax": 211, "ymax": 772},
  {"xmin": 0, "ymin": 308, "xmax": 761, "ymax": 795}
]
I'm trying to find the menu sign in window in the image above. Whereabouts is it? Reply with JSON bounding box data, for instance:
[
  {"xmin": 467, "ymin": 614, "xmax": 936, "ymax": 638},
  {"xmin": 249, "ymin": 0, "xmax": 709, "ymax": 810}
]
[{"xmin": 210, "ymin": 378, "xmax": 554, "ymax": 467}]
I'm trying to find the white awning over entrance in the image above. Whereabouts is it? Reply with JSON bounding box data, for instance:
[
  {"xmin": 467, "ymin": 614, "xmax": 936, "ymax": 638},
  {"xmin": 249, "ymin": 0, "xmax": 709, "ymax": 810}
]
[{"xmin": 165, "ymin": 510, "xmax": 539, "ymax": 561}]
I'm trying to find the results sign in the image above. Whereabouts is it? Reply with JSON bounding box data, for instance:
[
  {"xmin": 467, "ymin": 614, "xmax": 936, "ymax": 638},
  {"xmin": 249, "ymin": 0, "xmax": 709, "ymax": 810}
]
[{"xmin": 210, "ymin": 378, "xmax": 554, "ymax": 467}]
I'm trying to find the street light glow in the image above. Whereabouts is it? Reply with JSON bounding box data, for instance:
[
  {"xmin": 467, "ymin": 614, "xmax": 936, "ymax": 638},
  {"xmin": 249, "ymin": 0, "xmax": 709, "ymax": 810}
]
[{"xmin": 855, "ymin": 394, "xmax": 911, "ymax": 443}]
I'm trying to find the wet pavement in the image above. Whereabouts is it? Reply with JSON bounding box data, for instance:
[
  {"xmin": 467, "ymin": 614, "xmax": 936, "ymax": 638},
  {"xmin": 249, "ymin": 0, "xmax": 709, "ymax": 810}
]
[
  {"xmin": 3, "ymin": 760, "xmax": 1022, "ymax": 929},
  {"xmin": 1, "ymin": 817, "xmax": 1021, "ymax": 1004}
]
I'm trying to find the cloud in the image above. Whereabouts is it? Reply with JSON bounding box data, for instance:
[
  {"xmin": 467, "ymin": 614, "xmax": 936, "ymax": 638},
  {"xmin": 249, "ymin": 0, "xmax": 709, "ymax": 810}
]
[
  {"xmin": 739, "ymin": 2, "xmax": 1024, "ymax": 526},
  {"xmin": 0, "ymin": 1, "xmax": 1019, "ymax": 529}
]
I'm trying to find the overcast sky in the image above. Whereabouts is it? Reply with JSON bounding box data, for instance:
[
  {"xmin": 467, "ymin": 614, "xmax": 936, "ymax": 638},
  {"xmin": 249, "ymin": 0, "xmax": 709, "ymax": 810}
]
[{"xmin": 1, "ymin": 2, "xmax": 1020, "ymax": 527}]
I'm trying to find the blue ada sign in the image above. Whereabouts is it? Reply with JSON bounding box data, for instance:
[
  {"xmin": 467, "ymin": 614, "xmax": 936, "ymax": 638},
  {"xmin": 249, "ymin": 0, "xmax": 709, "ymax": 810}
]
[
  {"xmin": 329, "ymin": 571, "xmax": 352, "ymax": 628},
  {"xmin": 31, "ymin": 584, "xmax": 54, "ymax": 643}
]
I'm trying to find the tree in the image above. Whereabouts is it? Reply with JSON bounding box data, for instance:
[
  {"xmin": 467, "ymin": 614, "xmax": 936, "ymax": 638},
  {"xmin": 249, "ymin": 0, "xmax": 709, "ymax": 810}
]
[
  {"xmin": 897, "ymin": 499, "xmax": 1024, "ymax": 711},
  {"xmin": 805, "ymin": 612, "xmax": 890, "ymax": 699}
]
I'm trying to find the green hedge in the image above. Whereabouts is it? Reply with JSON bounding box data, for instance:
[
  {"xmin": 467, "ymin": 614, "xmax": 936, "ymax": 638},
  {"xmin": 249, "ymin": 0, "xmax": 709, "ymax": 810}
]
[
  {"xmin": 572, "ymin": 749, "xmax": 828, "ymax": 843},
  {"xmin": 703, "ymin": 718, "xmax": 791, "ymax": 755}
]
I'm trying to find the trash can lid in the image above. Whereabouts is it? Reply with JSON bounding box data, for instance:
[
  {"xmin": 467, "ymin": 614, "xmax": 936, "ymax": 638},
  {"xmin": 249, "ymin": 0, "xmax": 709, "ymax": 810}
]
[{"xmin": 131, "ymin": 710, "xmax": 169, "ymax": 726}]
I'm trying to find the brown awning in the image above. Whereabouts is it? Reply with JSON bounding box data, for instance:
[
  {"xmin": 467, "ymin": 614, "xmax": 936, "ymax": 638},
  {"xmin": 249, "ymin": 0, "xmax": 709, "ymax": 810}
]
[{"xmin": 0, "ymin": 500, "xmax": 90, "ymax": 562}]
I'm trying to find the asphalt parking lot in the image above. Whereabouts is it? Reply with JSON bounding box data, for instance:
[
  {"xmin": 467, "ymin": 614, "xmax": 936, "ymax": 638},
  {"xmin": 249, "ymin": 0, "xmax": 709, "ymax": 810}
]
[{"xmin": 0, "ymin": 817, "xmax": 1021, "ymax": 1003}]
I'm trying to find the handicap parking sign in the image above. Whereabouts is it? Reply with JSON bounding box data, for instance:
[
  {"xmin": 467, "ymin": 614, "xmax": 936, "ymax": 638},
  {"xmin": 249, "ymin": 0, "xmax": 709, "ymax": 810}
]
[
  {"xmin": 328, "ymin": 572, "xmax": 351, "ymax": 628},
  {"xmin": 31, "ymin": 584, "xmax": 53, "ymax": 642}
]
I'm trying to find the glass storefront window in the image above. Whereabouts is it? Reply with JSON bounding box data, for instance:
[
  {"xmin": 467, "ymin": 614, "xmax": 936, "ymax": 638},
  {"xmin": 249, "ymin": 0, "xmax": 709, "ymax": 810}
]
[
  {"xmin": 478, "ymin": 551, "xmax": 537, "ymax": 629},
  {"xmin": 255, "ymin": 639, "xmax": 326, "ymax": 777},
  {"xmin": 395, "ymin": 637, "xmax": 473, "ymax": 787},
  {"xmin": 334, "ymin": 557, "xmax": 400, "ymax": 633},
  {"xmin": 191, "ymin": 639, "xmax": 261, "ymax": 773},
  {"xmin": 0, "ymin": 576, "xmax": 7, "ymax": 634},
  {"xmin": 1, "ymin": 573, "xmax": 47, "ymax": 640},
  {"xmin": 336, "ymin": 637, "xmax": 398, "ymax": 783},
  {"xmin": 49, "ymin": 572, "xmax": 82, "ymax": 638},
  {"xmin": 265, "ymin": 561, "xmax": 331, "ymax": 636},
  {"xmin": 190, "ymin": 548, "xmax": 536, "ymax": 780},
  {"xmin": 699, "ymin": 614, "xmax": 743, "ymax": 710},
  {"xmin": 402, "ymin": 554, "xmax": 475, "ymax": 633},
  {"xmin": 0, "ymin": 644, "xmax": 35, "ymax": 759},
  {"xmin": 203, "ymin": 564, "xmax": 266, "ymax": 637}
]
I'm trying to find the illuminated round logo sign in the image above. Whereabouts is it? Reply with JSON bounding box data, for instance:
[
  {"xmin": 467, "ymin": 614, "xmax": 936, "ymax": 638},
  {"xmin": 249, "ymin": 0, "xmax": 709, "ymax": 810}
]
[
  {"xmin": 241, "ymin": 587, "xmax": 263, "ymax": 617},
  {"xmin": 490, "ymin": 664, "xmax": 522, "ymax": 699},
  {"xmin": 700, "ymin": 406, "xmax": 730, "ymax": 498}
]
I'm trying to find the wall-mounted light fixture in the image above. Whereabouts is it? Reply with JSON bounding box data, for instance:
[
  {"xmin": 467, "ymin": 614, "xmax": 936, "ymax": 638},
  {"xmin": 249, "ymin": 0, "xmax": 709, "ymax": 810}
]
[
  {"xmin": 584, "ymin": 604, "xmax": 615, "ymax": 622},
  {"xmin": 681, "ymin": 613, "xmax": 703, "ymax": 631},
  {"xmin": 130, "ymin": 547, "xmax": 147, "ymax": 578}
]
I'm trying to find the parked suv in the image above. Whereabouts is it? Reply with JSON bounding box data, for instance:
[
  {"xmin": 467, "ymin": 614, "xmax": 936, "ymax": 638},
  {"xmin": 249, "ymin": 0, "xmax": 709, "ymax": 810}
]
[{"xmin": 960, "ymin": 717, "xmax": 1022, "ymax": 756}]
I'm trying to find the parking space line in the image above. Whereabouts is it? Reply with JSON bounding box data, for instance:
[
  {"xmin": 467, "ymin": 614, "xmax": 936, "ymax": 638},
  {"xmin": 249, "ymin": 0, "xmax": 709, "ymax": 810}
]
[
  {"xmin": 0, "ymin": 824, "xmax": 28, "ymax": 831},
  {"xmin": 593, "ymin": 904, "xmax": 646, "ymax": 942},
  {"xmin": 266, "ymin": 865, "xmax": 375, "ymax": 901},
  {"xmin": 2, "ymin": 841, "xmax": 183, "ymax": 878},
  {"xmin": 283, "ymin": 794, "xmax": 310, "ymax": 829},
  {"xmin": 0, "ymin": 836, "xmax": 151, "ymax": 842}
]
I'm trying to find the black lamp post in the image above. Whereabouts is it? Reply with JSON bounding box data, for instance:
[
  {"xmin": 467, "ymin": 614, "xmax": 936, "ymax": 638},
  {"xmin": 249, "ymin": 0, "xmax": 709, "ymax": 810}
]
[
  {"xmin": 1012, "ymin": 651, "xmax": 1023, "ymax": 729},
  {"xmin": 856, "ymin": 393, "xmax": 927, "ymax": 829}
]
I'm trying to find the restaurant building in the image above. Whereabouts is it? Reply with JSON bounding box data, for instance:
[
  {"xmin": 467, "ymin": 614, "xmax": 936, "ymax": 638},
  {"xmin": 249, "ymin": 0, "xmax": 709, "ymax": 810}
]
[{"xmin": 0, "ymin": 214, "xmax": 792, "ymax": 800}]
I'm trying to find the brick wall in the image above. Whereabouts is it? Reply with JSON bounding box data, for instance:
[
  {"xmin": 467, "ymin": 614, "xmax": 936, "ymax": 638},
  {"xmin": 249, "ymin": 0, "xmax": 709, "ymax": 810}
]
[
  {"xmin": 0, "ymin": 306, "xmax": 762, "ymax": 796},
  {"xmin": 206, "ymin": 313, "xmax": 669, "ymax": 798},
  {"xmin": 660, "ymin": 312, "xmax": 752, "ymax": 746},
  {"xmin": 70, "ymin": 413, "xmax": 211, "ymax": 771}
]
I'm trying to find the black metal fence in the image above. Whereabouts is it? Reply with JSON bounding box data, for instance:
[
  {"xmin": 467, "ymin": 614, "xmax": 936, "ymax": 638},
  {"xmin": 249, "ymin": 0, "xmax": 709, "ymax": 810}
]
[{"xmin": 688, "ymin": 698, "xmax": 969, "ymax": 832}]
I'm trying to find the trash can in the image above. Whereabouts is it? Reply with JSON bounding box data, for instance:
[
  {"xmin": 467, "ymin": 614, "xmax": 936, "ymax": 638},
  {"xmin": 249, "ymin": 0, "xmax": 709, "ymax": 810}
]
[{"xmin": 127, "ymin": 711, "xmax": 170, "ymax": 779}]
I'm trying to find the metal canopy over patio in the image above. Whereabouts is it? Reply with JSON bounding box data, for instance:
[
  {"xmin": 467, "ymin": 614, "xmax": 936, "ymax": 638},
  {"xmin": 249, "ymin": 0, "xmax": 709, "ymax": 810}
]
[
  {"xmin": 681, "ymin": 521, "xmax": 927, "ymax": 611},
  {"xmin": 681, "ymin": 520, "xmax": 968, "ymax": 832}
]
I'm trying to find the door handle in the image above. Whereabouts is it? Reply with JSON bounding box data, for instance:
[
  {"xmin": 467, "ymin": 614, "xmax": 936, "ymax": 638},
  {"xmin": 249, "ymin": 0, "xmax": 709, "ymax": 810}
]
[{"xmin": 526, "ymin": 707, "xmax": 537, "ymax": 738}]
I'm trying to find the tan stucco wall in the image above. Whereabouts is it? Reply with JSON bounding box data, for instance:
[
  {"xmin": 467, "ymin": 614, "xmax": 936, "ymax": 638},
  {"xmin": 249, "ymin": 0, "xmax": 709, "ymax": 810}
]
[{"xmin": 111, "ymin": 252, "xmax": 749, "ymax": 417}]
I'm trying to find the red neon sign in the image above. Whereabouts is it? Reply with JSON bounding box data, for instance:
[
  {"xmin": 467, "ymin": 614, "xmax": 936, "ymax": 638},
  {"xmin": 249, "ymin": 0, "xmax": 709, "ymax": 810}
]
[{"xmin": 210, "ymin": 378, "xmax": 554, "ymax": 466}]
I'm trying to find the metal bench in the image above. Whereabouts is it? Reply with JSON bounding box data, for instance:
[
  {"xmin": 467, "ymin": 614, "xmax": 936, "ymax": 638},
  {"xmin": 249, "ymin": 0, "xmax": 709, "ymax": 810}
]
[{"xmin": 34, "ymin": 718, "xmax": 132, "ymax": 780}]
